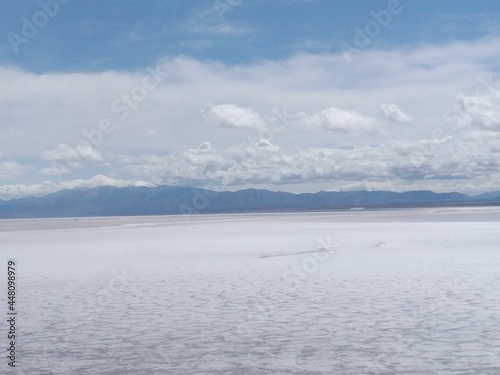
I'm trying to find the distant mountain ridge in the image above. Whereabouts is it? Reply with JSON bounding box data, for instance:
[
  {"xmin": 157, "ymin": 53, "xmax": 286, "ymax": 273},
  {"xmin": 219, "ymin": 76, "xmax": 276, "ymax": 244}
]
[{"xmin": 0, "ymin": 185, "xmax": 499, "ymax": 219}]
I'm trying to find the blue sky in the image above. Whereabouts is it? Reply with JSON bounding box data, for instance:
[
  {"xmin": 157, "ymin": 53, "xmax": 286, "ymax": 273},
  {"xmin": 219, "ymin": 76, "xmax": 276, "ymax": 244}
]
[
  {"xmin": 1, "ymin": 1, "xmax": 500, "ymax": 198},
  {"xmin": 3, "ymin": 0, "xmax": 499, "ymax": 72}
]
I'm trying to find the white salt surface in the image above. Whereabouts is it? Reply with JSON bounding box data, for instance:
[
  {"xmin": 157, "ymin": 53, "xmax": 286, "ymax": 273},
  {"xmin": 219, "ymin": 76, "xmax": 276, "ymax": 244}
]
[{"xmin": 1, "ymin": 207, "xmax": 500, "ymax": 374}]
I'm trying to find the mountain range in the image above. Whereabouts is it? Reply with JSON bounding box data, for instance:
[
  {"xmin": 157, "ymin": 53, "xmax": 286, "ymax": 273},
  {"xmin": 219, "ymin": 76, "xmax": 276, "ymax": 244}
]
[{"xmin": 0, "ymin": 185, "xmax": 499, "ymax": 219}]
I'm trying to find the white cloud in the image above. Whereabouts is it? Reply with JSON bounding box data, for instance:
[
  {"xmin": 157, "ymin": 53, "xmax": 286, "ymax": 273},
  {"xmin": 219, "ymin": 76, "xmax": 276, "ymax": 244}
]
[
  {"xmin": 2, "ymin": 37, "xmax": 500, "ymax": 195},
  {"xmin": 300, "ymin": 107, "xmax": 375, "ymax": 133},
  {"xmin": 101, "ymin": 131, "xmax": 500, "ymax": 195},
  {"xmin": 41, "ymin": 144, "xmax": 80, "ymax": 165},
  {"xmin": 40, "ymin": 143, "xmax": 103, "ymax": 169},
  {"xmin": 454, "ymin": 93, "xmax": 500, "ymax": 131},
  {"xmin": 75, "ymin": 144, "xmax": 104, "ymax": 162},
  {"xmin": 203, "ymin": 104, "xmax": 267, "ymax": 130},
  {"xmin": 379, "ymin": 104, "xmax": 412, "ymax": 123},
  {"xmin": 2, "ymin": 128, "xmax": 500, "ymax": 198},
  {"xmin": 189, "ymin": 141, "xmax": 214, "ymax": 154},
  {"xmin": 255, "ymin": 139, "xmax": 280, "ymax": 152},
  {"xmin": 0, "ymin": 175, "xmax": 155, "ymax": 200}
]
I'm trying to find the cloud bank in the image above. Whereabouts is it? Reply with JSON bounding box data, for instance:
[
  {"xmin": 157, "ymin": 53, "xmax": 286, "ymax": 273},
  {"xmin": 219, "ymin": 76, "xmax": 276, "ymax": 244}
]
[{"xmin": 2, "ymin": 37, "xmax": 500, "ymax": 198}]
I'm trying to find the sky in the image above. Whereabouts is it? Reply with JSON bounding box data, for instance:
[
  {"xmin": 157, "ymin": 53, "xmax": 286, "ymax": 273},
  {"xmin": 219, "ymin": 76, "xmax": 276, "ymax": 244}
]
[{"xmin": 1, "ymin": 0, "xmax": 500, "ymax": 199}]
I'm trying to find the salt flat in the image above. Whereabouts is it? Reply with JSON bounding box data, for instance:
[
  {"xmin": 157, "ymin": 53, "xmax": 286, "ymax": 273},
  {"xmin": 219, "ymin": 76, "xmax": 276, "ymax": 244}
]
[{"xmin": 1, "ymin": 207, "xmax": 500, "ymax": 374}]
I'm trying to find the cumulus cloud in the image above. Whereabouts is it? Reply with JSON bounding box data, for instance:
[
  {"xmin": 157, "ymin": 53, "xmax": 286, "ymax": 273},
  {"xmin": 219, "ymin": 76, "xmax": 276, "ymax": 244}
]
[
  {"xmin": 300, "ymin": 107, "xmax": 375, "ymax": 133},
  {"xmin": 379, "ymin": 104, "xmax": 412, "ymax": 123},
  {"xmin": 3, "ymin": 37, "xmax": 500, "ymax": 196},
  {"xmin": 203, "ymin": 104, "xmax": 267, "ymax": 130},
  {"xmin": 254, "ymin": 139, "xmax": 280, "ymax": 152},
  {"xmin": 75, "ymin": 144, "xmax": 104, "ymax": 162},
  {"xmin": 103, "ymin": 132, "xmax": 499, "ymax": 195},
  {"xmin": 2, "ymin": 129, "xmax": 500, "ymax": 198},
  {"xmin": 189, "ymin": 141, "xmax": 214, "ymax": 154},
  {"xmin": 453, "ymin": 93, "xmax": 500, "ymax": 131}
]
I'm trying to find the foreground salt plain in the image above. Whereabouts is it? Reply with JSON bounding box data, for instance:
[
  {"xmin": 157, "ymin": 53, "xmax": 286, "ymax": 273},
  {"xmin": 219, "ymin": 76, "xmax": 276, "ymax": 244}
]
[{"xmin": 1, "ymin": 207, "xmax": 500, "ymax": 374}]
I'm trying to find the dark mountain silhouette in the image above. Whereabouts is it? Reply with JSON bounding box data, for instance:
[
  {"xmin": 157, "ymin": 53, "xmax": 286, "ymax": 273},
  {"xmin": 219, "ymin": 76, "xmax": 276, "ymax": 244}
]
[
  {"xmin": 0, "ymin": 185, "xmax": 498, "ymax": 219},
  {"xmin": 474, "ymin": 190, "xmax": 500, "ymax": 201}
]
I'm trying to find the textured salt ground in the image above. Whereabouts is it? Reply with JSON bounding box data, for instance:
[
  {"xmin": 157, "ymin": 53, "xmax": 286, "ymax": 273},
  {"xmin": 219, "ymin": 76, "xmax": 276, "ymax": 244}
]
[{"xmin": 1, "ymin": 207, "xmax": 499, "ymax": 374}]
